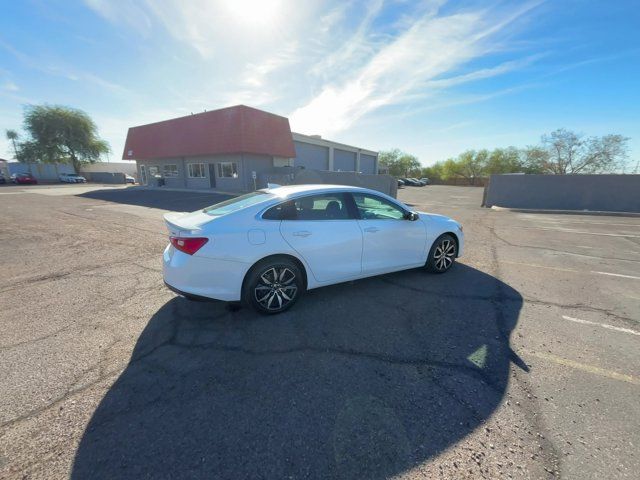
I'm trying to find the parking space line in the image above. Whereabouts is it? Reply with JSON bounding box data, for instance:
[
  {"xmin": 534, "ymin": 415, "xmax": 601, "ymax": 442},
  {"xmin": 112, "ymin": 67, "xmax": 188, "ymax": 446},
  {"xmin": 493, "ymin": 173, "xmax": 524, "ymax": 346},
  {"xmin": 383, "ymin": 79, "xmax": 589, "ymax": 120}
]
[
  {"xmin": 591, "ymin": 271, "xmax": 640, "ymax": 280},
  {"xmin": 502, "ymin": 261, "xmax": 640, "ymax": 280},
  {"xmin": 561, "ymin": 315, "xmax": 640, "ymax": 337},
  {"xmin": 532, "ymin": 220, "xmax": 640, "ymax": 228},
  {"xmin": 520, "ymin": 226, "xmax": 640, "ymax": 238},
  {"xmin": 528, "ymin": 351, "xmax": 640, "ymax": 386},
  {"xmin": 502, "ymin": 260, "xmax": 579, "ymax": 273}
]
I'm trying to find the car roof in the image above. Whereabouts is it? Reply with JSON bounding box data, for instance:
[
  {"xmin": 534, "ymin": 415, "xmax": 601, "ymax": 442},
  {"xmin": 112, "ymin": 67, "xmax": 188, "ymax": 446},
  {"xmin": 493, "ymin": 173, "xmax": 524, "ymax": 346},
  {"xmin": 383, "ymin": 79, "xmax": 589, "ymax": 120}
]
[{"xmin": 262, "ymin": 184, "xmax": 372, "ymax": 197}]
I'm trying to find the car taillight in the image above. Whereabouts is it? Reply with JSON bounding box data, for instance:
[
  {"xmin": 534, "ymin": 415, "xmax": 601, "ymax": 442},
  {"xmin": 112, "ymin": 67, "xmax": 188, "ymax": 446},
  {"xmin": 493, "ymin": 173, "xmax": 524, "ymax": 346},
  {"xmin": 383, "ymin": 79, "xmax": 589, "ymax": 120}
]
[{"xmin": 170, "ymin": 236, "xmax": 208, "ymax": 255}]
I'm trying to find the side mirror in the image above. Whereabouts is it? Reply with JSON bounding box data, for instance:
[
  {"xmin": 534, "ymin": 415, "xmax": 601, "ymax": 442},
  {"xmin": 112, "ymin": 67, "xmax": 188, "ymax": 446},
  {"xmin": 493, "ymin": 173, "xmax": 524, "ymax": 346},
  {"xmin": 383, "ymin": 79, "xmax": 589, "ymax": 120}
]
[{"xmin": 404, "ymin": 211, "xmax": 419, "ymax": 221}]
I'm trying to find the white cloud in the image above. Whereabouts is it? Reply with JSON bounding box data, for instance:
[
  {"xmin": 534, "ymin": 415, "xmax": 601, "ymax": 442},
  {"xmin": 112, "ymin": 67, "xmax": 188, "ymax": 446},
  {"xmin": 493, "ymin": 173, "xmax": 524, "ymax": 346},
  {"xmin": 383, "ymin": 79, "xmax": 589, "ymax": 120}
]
[
  {"xmin": 317, "ymin": 1, "xmax": 352, "ymax": 35},
  {"xmin": 2, "ymin": 81, "xmax": 19, "ymax": 92},
  {"xmin": 82, "ymin": 0, "xmax": 314, "ymax": 106},
  {"xmin": 309, "ymin": 0, "xmax": 385, "ymax": 78},
  {"xmin": 290, "ymin": 1, "xmax": 543, "ymax": 136},
  {"xmin": 83, "ymin": 0, "xmax": 153, "ymax": 35},
  {"xmin": 77, "ymin": 0, "xmax": 544, "ymax": 149},
  {"xmin": 242, "ymin": 42, "xmax": 299, "ymax": 88},
  {"xmin": 0, "ymin": 39, "xmax": 130, "ymax": 95},
  {"xmin": 86, "ymin": 0, "xmax": 297, "ymax": 59}
]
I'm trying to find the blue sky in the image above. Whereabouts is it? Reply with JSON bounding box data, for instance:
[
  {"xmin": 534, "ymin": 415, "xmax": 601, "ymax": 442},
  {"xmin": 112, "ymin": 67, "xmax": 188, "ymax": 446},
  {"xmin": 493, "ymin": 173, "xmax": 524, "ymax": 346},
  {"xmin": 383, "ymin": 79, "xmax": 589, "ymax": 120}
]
[{"xmin": 1, "ymin": 0, "xmax": 639, "ymax": 167}]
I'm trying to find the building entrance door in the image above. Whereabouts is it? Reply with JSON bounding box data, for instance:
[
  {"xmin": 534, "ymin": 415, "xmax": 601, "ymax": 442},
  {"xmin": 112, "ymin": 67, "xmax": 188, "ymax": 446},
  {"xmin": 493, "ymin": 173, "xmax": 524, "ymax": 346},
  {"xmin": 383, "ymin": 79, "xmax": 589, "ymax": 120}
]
[
  {"xmin": 208, "ymin": 164, "xmax": 216, "ymax": 188},
  {"xmin": 140, "ymin": 165, "xmax": 147, "ymax": 185}
]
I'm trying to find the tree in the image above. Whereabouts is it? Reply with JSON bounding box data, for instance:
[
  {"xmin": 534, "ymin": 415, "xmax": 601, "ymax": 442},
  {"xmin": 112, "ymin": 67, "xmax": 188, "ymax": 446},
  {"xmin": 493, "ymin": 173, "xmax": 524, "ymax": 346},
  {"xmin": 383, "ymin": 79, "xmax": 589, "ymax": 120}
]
[
  {"xmin": 399, "ymin": 153, "xmax": 421, "ymax": 177},
  {"xmin": 421, "ymin": 162, "xmax": 444, "ymax": 182},
  {"xmin": 442, "ymin": 150, "xmax": 488, "ymax": 185},
  {"xmin": 485, "ymin": 147, "xmax": 523, "ymax": 174},
  {"xmin": 378, "ymin": 148, "xmax": 421, "ymax": 177},
  {"xmin": 522, "ymin": 146, "xmax": 549, "ymax": 174},
  {"xmin": 5, "ymin": 129, "xmax": 19, "ymax": 159},
  {"xmin": 534, "ymin": 128, "xmax": 628, "ymax": 174},
  {"xmin": 17, "ymin": 105, "xmax": 110, "ymax": 172}
]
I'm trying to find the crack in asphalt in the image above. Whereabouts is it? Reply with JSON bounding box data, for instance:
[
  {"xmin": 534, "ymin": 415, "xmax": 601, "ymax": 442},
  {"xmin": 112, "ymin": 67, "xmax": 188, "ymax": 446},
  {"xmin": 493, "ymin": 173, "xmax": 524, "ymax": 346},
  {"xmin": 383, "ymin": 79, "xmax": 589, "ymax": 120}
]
[
  {"xmin": 0, "ymin": 254, "xmax": 158, "ymax": 294},
  {"xmin": 59, "ymin": 210, "xmax": 166, "ymax": 237},
  {"xmin": 490, "ymin": 227, "xmax": 640, "ymax": 264},
  {"xmin": 486, "ymin": 216, "xmax": 562, "ymax": 478}
]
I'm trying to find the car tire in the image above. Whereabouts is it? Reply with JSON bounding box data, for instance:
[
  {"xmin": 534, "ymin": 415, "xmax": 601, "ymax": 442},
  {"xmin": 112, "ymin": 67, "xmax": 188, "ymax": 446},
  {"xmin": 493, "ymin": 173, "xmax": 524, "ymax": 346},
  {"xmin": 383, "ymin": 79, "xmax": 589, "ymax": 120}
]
[
  {"xmin": 426, "ymin": 234, "xmax": 457, "ymax": 273},
  {"xmin": 242, "ymin": 257, "xmax": 304, "ymax": 314}
]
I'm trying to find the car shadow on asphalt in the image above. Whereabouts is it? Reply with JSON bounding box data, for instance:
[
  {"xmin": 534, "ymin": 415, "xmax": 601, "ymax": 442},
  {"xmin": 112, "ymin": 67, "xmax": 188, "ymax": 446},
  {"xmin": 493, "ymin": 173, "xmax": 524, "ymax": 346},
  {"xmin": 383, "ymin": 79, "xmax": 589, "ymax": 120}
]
[
  {"xmin": 78, "ymin": 188, "xmax": 234, "ymax": 212},
  {"xmin": 71, "ymin": 263, "xmax": 525, "ymax": 479}
]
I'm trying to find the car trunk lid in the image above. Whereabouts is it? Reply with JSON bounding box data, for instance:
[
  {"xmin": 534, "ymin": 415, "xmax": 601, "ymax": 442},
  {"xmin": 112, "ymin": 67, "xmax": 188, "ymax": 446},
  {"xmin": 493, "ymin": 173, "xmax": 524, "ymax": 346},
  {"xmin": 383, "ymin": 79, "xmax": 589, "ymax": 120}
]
[{"xmin": 163, "ymin": 211, "xmax": 213, "ymax": 236}]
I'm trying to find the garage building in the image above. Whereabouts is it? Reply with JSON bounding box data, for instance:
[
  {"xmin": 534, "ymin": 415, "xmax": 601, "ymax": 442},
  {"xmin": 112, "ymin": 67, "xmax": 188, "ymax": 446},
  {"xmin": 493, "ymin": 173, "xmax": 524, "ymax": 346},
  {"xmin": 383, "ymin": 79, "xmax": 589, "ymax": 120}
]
[{"xmin": 123, "ymin": 105, "xmax": 378, "ymax": 193}]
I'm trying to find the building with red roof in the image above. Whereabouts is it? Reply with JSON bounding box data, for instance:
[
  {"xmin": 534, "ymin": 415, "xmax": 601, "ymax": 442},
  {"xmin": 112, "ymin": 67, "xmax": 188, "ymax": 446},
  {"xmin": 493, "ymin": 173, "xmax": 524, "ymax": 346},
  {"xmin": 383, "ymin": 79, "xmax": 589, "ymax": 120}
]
[{"xmin": 123, "ymin": 105, "xmax": 378, "ymax": 192}]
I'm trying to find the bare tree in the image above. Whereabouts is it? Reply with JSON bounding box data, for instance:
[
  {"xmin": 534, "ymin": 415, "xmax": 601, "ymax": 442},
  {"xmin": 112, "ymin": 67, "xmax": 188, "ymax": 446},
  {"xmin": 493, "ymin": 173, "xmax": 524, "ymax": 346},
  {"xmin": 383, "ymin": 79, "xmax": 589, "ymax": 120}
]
[{"xmin": 533, "ymin": 129, "xmax": 628, "ymax": 174}]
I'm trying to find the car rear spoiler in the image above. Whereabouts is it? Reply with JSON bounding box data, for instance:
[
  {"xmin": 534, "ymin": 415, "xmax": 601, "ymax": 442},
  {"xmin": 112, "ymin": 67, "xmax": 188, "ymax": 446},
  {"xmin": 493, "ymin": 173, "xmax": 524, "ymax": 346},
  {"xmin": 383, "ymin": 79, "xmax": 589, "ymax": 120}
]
[{"xmin": 163, "ymin": 212, "xmax": 201, "ymax": 237}]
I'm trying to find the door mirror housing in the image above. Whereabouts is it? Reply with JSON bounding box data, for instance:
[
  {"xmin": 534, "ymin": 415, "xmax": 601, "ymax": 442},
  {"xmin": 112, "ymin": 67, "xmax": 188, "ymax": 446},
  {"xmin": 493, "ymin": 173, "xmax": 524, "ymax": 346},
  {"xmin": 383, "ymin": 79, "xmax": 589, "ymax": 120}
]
[{"xmin": 404, "ymin": 211, "xmax": 419, "ymax": 221}]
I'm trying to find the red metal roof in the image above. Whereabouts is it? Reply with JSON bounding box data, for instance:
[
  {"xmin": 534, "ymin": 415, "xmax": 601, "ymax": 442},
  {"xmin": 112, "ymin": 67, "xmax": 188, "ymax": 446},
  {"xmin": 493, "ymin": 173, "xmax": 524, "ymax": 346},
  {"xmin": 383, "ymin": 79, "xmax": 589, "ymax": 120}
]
[{"xmin": 122, "ymin": 105, "xmax": 296, "ymax": 160}]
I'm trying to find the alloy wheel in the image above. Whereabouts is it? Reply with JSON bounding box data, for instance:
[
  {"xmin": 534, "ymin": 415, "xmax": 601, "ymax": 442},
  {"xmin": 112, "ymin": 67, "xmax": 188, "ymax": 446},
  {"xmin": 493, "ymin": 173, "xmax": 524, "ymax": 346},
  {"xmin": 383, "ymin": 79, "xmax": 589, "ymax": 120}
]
[
  {"xmin": 254, "ymin": 266, "xmax": 298, "ymax": 311},
  {"xmin": 433, "ymin": 238, "xmax": 456, "ymax": 271}
]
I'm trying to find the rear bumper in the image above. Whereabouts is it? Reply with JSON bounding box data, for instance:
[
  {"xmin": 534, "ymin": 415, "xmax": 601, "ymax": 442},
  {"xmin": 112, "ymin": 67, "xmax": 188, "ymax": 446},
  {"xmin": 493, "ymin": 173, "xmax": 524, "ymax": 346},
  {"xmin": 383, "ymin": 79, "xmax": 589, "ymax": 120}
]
[
  {"xmin": 164, "ymin": 281, "xmax": 216, "ymax": 302},
  {"xmin": 162, "ymin": 244, "xmax": 249, "ymax": 301}
]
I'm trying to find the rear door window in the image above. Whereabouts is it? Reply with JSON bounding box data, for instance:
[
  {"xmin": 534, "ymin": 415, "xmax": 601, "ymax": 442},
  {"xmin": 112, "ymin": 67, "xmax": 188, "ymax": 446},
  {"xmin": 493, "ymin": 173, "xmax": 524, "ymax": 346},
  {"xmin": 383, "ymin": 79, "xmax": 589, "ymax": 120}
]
[{"xmin": 262, "ymin": 193, "xmax": 353, "ymax": 220}]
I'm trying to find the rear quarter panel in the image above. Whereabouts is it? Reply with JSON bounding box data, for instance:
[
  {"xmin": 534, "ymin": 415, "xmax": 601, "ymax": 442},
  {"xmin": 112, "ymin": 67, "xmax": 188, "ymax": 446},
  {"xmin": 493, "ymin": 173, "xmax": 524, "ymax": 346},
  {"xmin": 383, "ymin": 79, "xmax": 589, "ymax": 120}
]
[{"xmin": 195, "ymin": 210, "xmax": 315, "ymax": 286}]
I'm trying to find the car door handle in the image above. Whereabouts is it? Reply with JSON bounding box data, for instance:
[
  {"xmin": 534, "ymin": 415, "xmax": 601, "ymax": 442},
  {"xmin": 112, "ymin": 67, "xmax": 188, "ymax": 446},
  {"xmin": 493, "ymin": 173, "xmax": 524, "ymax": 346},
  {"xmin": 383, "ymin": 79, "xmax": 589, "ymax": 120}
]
[
  {"xmin": 293, "ymin": 231, "xmax": 312, "ymax": 237},
  {"xmin": 364, "ymin": 227, "xmax": 380, "ymax": 233}
]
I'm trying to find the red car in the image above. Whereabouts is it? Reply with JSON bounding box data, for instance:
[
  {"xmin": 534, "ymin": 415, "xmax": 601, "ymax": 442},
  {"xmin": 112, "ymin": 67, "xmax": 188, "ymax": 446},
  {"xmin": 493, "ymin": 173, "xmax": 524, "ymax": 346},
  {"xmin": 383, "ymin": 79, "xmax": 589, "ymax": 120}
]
[{"xmin": 12, "ymin": 173, "xmax": 38, "ymax": 185}]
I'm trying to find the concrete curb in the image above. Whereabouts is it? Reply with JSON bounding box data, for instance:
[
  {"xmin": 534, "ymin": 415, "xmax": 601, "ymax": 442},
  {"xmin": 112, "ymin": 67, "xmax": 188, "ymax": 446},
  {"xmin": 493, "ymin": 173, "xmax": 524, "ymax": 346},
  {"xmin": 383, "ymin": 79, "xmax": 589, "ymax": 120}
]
[{"xmin": 490, "ymin": 205, "xmax": 640, "ymax": 218}]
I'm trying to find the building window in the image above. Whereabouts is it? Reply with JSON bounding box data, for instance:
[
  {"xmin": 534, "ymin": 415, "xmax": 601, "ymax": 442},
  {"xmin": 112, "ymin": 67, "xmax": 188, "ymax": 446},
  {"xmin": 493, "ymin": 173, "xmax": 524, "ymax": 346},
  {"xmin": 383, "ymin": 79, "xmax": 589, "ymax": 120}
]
[
  {"xmin": 148, "ymin": 166, "xmax": 159, "ymax": 176},
  {"xmin": 188, "ymin": 163, "xmax": 206, "ymax": 178},
  {"xmin": 217, "ymin": 162, "xmax": 238, "ymax": 178},
  {"xmin": 163, "ymin": 164, "xmax": 178, "ymax": 177}
]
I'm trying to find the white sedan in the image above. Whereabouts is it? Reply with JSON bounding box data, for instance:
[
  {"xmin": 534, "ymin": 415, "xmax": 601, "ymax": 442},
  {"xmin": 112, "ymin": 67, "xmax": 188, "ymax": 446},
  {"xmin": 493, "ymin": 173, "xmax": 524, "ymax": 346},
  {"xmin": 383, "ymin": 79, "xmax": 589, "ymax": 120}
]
[
  {"xmin": 163, "ymin": 184, "xmax": 464, "ymax": 314},
  {"xmin": 59, "ymin": 173, "xmax": 87, "ymax": 183}
]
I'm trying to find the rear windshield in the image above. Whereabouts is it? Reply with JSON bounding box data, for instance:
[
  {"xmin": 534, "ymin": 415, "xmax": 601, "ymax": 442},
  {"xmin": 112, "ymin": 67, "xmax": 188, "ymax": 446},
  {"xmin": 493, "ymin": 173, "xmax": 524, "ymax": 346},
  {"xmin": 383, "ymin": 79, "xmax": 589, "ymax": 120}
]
[{"xmin": 203, "ymin": 191, "xmax": 274, "ymax": 216}]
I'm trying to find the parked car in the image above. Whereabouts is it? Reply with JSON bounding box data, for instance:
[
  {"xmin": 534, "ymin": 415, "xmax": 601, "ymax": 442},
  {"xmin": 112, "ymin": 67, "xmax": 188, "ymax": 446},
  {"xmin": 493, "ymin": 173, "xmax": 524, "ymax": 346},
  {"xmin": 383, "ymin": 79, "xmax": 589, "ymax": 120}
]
[
  {"xmin": 163, "ymin": 184, "xmax": 464, "ymax": 314},
  {"xmin": 401, "ymin": 178, "xmax": 420, "ymax": 186},
  {"xmin": 410, "ymin": 177, "xmax": 426, "ymax": 186},
  {"xmin": 13, "ymin": 173, "xmax": 38, "ymax": 185},
  {"xmin": 0, "ymin": 173, "xmax": 6, "ymax": 184},
  {"xmin": 420, "ymin": 177, "xmax": 430, "ymax": 185},
  {"xmin": 397, "ymin": 179, "xmax": 405, "ymax": 188},
  {"xmin": 124, "ymin": 174, "xmax": 135, "ymax": 184},
  {"xmin": 59, "ymin": 173, "xmax": 87, "ymax": 183}
]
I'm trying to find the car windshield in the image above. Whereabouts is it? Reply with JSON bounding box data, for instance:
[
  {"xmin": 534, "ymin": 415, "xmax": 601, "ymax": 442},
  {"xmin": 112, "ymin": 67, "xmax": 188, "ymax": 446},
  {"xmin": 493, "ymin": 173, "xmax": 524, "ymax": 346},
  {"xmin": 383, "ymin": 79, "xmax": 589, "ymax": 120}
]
[{"xmin": 203, "ymin": 191, "xmax": 274, "ymax": 216}]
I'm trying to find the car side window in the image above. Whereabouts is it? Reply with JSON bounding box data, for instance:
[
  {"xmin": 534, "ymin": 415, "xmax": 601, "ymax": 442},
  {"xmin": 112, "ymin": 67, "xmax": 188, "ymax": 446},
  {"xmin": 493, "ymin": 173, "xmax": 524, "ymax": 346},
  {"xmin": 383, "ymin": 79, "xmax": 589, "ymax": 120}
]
[
  {"xmin": 352, "ymin": 193, "xmax": 406, "ymax": 220},
  {"xmin": 262, "ymin": 193, "xmax": 351, "ymax": 220},
  {"xmin": 262, "ymin": 200, "xmax": 297, "ymax": 220}
]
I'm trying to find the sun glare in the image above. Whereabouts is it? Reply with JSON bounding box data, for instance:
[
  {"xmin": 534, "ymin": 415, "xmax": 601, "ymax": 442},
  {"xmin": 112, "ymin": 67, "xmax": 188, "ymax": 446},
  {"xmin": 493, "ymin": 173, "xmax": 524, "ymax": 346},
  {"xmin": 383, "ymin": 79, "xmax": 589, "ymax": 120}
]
[{"xmin": 220, "ymin": 0, "xmax": 283, "ymax": 28}]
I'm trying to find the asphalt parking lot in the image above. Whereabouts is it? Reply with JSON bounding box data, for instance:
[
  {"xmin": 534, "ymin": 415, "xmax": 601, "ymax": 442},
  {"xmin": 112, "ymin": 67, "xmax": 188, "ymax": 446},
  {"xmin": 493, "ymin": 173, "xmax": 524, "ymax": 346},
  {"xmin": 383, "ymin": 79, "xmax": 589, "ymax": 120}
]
[{"xmin": 1, "ymin": 183, "xmax": 638, "ymax": 479}]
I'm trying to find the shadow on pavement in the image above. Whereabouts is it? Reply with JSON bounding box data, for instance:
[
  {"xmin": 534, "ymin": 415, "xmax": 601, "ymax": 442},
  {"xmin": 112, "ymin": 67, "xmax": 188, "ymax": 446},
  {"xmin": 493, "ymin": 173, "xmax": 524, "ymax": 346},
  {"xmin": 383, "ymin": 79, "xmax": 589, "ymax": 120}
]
[
  {"xmin": 72, "ymin": 264, "xmax": 525, "ymax": 479},
  {"xmin": 78, "ymin": 188, "xmax": 234, "ymax": 212}
]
